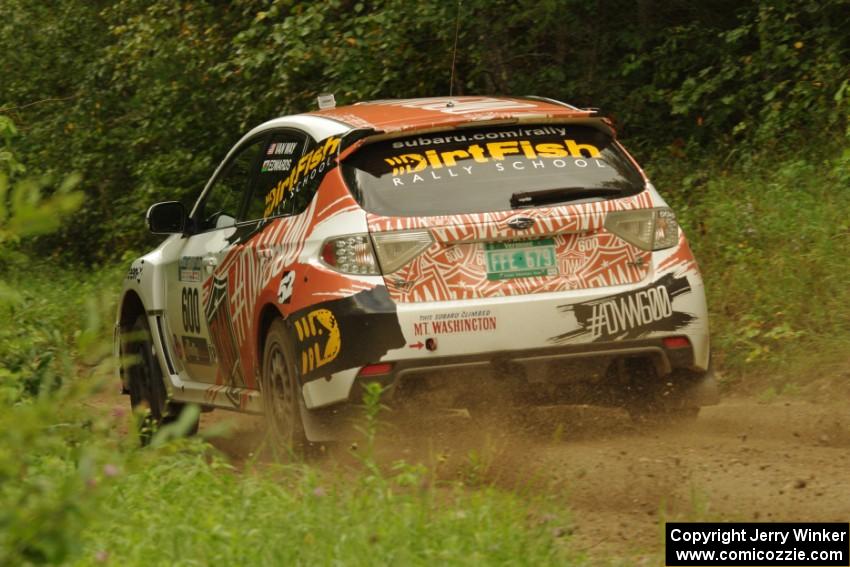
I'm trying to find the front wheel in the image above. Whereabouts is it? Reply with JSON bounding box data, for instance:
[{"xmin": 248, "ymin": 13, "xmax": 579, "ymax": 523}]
[
  {"xmin": 121, "ymin": 314, "xmax": 198, "ymax": 443},
  {"xmin": 260, "ymin": 319, "xmax": 307, "ymax": 453}
]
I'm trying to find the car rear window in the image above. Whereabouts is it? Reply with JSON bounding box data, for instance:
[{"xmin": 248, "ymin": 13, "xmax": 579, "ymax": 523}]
[{"xmin": 341, "ymin": 124, "xmax": 645, "ymax": 217}]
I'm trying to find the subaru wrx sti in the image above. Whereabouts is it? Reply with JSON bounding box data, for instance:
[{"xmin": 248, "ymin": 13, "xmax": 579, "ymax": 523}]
[{"xmin": 116, "ymin": 96, "xmax": 716, "ymax": 445}]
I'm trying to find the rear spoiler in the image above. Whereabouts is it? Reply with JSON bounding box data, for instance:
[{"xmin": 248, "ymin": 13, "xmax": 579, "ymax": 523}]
[
  {"xmin": 339, "ymin": 114, "xmax": 618, "ymax": 159},
  {"xmin": 520, "ymin": 95, "xmax": 611, "ymax": 122}
]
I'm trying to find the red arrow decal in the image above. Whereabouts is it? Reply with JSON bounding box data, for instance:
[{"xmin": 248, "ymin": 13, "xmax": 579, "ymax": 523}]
[{"xmin": 409, "ymin": 341, "xmax": 424, "ymax": 349}]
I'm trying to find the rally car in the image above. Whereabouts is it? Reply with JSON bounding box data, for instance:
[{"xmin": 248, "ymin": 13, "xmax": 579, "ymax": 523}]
[{"xmin": 116, "ymin": 95, "xmax": 717, "ymax": 445}]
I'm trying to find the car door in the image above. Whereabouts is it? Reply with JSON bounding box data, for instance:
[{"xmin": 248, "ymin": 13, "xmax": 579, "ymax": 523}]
[
  {"xmin": 164, "ymin": 129, "xmax": 310, "ymax": 389},
  {"xmin": 209, "ymin": 129, "xmax": 312, "ymax": 390},
  {"xmin": 163, "ymin": 134, "xmax": 265, "ymax": 386}
]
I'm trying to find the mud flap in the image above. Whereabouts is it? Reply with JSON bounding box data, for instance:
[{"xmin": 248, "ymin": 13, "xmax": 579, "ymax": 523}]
[
  {"xmin": 677, "ymin": 364, "xmax": 719, "ymax": 407},
  {"xmin": 298, "ymin": 399, "xmax": 359, "ymax": 443},
  {"xmin": 665, "ymin": 362, "xmax": 719, "ymax": 409},
  {"xmin": 286, "ymin": 286, "xmax": 405, "ymax": 384}
]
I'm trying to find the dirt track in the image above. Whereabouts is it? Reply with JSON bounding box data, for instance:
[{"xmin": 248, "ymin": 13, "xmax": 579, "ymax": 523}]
[
  {"xmin": 90, "ymin": 386, "xmax": 850, "ymax": 562},
  {"xmin": 195, "ymin": 395, "xmax": 850, "ymax": 562},
  {"xmin": 498, "ymin": 400, "xmax": 850, "ymax": 560}
]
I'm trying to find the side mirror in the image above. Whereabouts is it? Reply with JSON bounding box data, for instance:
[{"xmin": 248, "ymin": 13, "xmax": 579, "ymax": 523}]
[{"xmin": 146, "ymin": 201, "xmax": 188, "ymax": 234}]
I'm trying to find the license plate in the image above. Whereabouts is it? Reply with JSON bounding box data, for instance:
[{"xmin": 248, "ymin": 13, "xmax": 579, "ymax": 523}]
[{"xmin": 484, "ymin": 239, "xmax": 558, "ymax": 280}]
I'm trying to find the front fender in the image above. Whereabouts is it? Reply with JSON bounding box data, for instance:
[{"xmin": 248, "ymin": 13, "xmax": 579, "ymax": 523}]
[{"xmin": 115, "ymin": 234, "xmax": 184, "ymax": 390}]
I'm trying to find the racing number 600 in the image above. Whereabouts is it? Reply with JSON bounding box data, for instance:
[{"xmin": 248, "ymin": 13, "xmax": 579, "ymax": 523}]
[{"xmin": 181, "ymin": 287, "xmax": 201, "ymax": 334}]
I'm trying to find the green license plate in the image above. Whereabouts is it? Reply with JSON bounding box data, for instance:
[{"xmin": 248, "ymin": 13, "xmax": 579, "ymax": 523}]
[{"xmin": 484, "ymin": 239, "xmax": 559, "ymax": 280}]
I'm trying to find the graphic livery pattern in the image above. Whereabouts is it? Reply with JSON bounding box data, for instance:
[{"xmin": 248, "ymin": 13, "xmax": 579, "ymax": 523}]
[
  {"xmin": 313, "ymin": 97, "xmax": 596, "ymax": 134},
  {"xmin": 287, "ymin": 287, "xmax": 405, "ymax": 383},
  {"xmin": 199, "ymin": 212, "xmax": 341, "ymax": 387},
  {"xmin": 367, "ymin": 192, "xmax": 656, "ymax": 303},
  {"xmin": 550, "ymin": 272, "xmax": 696, "ymax": 343},
  {"xmin": 204, "ymin": 275, "xmax": 244, "ymax": 389},
  {"xmin": 196, "ymin": 141, "xmax": 395, "ymax": 392}
]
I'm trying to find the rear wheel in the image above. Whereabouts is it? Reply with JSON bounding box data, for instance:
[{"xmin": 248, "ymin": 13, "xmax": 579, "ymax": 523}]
[
  {"xmin": 122, "ymin": 314, "xmax": 198, "ymax": 444},
  {"xmin": 260, "ymin": 319, "xmax": 307, "ymax": 452},
  {"xmin": 618, "ymin": 358, "xmax": 701, "ymax": 423}
]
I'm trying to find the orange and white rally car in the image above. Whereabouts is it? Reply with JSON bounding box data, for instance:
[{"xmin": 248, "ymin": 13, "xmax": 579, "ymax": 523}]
[{"xmin": 116, "ymin": 96, "xmax": 717, "ymax": 445}]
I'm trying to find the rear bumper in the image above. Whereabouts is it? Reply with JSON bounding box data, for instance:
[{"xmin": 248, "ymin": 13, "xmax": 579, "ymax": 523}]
[
  {"xmin": 372, "ymin": 337, "xmax": 696, "ymax": 382},
  {"xmin": 352, "ymin": 336, "xmax": 715, "ymax": 403},
  {"xmin": 302, "ymin": 333, "xmax": 713, "ymax": 410},
  {"xmin": 301, "ymin": 267, "xmax": 710, "ymax": 409},
  {"xmin": 298, "ymin": 339, "xmax": 718, "ymax": 442}
]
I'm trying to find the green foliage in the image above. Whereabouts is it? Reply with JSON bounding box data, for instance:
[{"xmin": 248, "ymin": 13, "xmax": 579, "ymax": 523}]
[
  {"xmin": 0, "ymin": 122, "xmax": 118, "ymax": 566},
  {"xmin": 666, "ymin": 1, "xmax": 850, "ymax": 149},
  {"xmin": 0, "ymin": 116, "xmax": 83, "ymax": 275},
  {"xmin": 74, "ymin": 440, "xmax": 572, "ymax": 566},
  {"xmin": 0, "ymin": 118, "xmax": 89, "ymax": 398},
  {"xmin": 0, "ymin": 116, "xmax": 25, "ymax": 176},
  {"xmin": 0, "ymin": 264, "xmax": 573, "ymax": 565},
  {"xmin": 0, "ymin": 386, "xmax": 124, "ymax": 566},
  {"xmin": 1, "ymin": 0, "xmax": 847, "ymax": 262},
  {"xmin": 0, "ymin": 282, "xmax": 116, "ymax": 567},
  {"xmin": 651, "ymin": 148, "xmax": 850, "ymax": 373}
]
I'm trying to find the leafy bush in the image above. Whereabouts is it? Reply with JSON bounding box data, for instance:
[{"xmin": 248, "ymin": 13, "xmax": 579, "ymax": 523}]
[
  {"xmin": 2, "ymin": 0, "xmax": 847, "ymax": 261},
  {"xmin": 77, "ymin": 440, "xmax": 573, "ymax": 566},
  {"xmin": 650, "ymin": 145, "xmax": 850, "ymax": 374}
]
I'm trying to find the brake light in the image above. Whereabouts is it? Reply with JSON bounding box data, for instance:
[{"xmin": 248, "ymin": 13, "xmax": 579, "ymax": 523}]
[
  {"xmin": 663, "ymin": 336, "xmax": 691, "ymax": 349},
  {"xmin": 357, "ymin": 363, "xmax": 393, "ymax": 377},
  {"xmin": 604, "ymin": 207, "xmax": 679, "ymax": 251},
  {"xmin": 371, "ymin": 229, "xmax": 434, "ymax": 274},
  {"xmin": 321, "ymin": 234, "xmax": 380, "ymax": 275}
]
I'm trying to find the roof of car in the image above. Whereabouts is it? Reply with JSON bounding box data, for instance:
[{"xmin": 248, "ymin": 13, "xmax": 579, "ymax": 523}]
[{"xmin": 307, "ymin": 96, "xmax": 596, "ymax": 133}]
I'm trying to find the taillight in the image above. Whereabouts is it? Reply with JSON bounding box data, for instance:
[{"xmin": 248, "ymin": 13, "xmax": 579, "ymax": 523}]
[
  {"xmin": 357, "ymin": 363, "xmax": 393, "ymax": 377},
  {"xmin": 321, "ymin": 234, "xmax": 380, "ymax": 275},
  {"xmin": 663, "ymin": 336, "xmax": 691, "ymax": 349},
  {"xmin": 371, "ymin": 229, "xmax": 434, "ymax": 274},
  {"xmin": 604, "ymin": 207, "xmax": 679, "ymax": 251}
]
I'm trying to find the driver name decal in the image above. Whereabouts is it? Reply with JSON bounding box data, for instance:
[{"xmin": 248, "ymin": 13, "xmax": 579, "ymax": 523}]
[{"xmin": 263, "ymin": 135, "xmax": 341, "ymax": 217}]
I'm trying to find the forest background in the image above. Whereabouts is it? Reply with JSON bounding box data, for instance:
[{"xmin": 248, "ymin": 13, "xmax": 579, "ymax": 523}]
[{"xmin": 0, "ymin": 1, "xmax": 848, "ymax": 564}]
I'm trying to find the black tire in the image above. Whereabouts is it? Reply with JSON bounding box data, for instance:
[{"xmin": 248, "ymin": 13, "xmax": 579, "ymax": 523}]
[
  {"xmin": 618, "ymin": 358, "xmax": 701, "ymax": 424},
  {"xmin": 122, "ymin": 314, "xmax": 198, "ymax": 444},
  {"xmin": 260, "ymin": 319, "xmax": 307, "ymax": 452}
]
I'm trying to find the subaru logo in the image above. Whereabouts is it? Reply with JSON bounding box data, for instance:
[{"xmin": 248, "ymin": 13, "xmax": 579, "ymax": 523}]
[{"xmin": 507, "ymin": 217, "xmax": 535, "ymax": 230}]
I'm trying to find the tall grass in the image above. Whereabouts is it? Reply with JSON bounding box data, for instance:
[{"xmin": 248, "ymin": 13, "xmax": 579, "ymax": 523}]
[
  {"xmin": 651, "ymin": 145, "xmax": 850, "ymax": 380},
  {"xmin": 74, "ymin": 441, "xmax": 572, "ymax": 566},
  {"xmin": 1, "ymin": 266, "xmax": 576, "ymax": 566}
]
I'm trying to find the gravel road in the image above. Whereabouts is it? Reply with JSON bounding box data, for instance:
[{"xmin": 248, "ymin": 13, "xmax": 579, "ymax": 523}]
[{"xmin": 91, "ymin": 384, "xmax": 850, "ymax": 563}]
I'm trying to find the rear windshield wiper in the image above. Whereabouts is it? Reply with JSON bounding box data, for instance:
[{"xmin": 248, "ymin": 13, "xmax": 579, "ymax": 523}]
[{"xmin": 510, "ymin": 187, "xmax": 623, "ymax": 208}]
